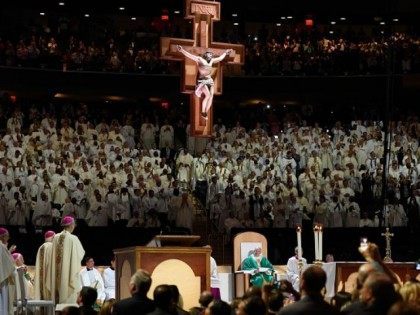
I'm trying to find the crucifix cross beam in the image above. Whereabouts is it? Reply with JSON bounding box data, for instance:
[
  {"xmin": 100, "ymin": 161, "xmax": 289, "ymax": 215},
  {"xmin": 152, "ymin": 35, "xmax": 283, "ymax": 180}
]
[{"xmin": 160, "ymin": 0, "xmax": 244, "ymax": 137}]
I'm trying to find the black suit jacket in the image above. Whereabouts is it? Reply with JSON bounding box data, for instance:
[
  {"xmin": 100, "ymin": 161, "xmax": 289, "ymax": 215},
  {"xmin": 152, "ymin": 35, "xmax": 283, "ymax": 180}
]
[
  {"xmin": 146, "ymin": 307, "xmax": 175, "ymax": 315},
  {"xmin": 112, "ymin": 294, "xmax": 155, "ymax": 315},
  {"xmin": 160, "ymin": 147, "xmax": 175, "ymax": 161},
  {"xmin": 278, "ymin": 295, "xmax": 339, "ymax": 315}
]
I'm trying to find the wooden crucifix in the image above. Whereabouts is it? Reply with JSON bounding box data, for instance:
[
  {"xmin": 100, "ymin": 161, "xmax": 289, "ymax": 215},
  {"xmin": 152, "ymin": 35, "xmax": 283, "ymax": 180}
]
[{"xmin": 160, "ymin": 0, "xmax": 244, "ymax": 137}]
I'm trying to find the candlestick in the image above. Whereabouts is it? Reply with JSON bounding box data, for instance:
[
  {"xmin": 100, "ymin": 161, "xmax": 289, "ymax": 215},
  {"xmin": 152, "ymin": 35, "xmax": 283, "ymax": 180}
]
[
  {"xmin": 314, "ymin": 225, "xmax": 319, "ymax": 261},
  {"xmin": 297, "ymin": 226, "xmax": 302, "ymax": 260},
  {"xmin": 319, "ymin": 225, "xmax": 323, "ymax": 261}
]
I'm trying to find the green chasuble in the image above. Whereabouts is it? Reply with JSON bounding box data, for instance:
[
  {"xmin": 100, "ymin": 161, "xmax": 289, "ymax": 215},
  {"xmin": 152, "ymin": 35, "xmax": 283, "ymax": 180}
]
[{"xmin": 241, "ymin": 255, "xmax": 274, "ymax": 287}]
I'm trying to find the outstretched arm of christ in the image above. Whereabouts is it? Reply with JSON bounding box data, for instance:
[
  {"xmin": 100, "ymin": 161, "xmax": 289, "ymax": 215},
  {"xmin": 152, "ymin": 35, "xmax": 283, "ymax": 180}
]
[
  {"xmin": 177, "ymin": 45, "xmax": 201, "ymax": 63},
  {"xmin": 211, "ymin": 49, "xmax": 233, "ymax": 64}
]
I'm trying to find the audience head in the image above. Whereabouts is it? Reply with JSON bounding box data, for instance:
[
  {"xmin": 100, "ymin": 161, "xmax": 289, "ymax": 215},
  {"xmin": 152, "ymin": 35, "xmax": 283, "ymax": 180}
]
[
  {"xmin": 300, "ymin": 265, "xmax": 326, "ymax": 296},
  {"xmin": 205, "ymin": 299, "xmax": 231, "ymax": 315},
  {"xmin": 61, "ymin": 306, "xmax": 80, "ymax": 315},
  {"xmin": 267, "ymin": 291, "xmax": 284, "ymax": 314},
  {"xmin": 153, "ymin": 284, "xmax": 175, "ymax": 311},
  {"xmin": 98, "ymin": 299, "xmax": 115, "ymax": 315},
  {"xmin": 360, "ymin": 272, "xmax": 400, "ymax": 311},
  {"xmin": 129, "ymin": 269, "xmax": 152, "ymax": 297},
  {"xmin": 198, "ymin": 291, "xmax": 214, "ymax": 308},
  {"xmin": 237, "ymin": 296, "xmax": 266, "ymax": 315},
  {"xmin": 388, "ymin": 301, "xmax": 420, "ymax": 315},
  {"xmin": 399, "ymin": 281, "xmax": 420, "ymax": 305},
  {"xmin": 77, "ymin": 286, "xmax": 98, "ymax": 307}
]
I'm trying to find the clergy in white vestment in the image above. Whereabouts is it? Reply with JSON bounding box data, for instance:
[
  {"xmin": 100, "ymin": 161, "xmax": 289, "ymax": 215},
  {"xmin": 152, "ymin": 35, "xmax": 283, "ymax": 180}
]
[
  {"xmin": 12, "ymin": 252, "xmax": 34, "ymax": 300},
  {"xmin": 286, "ymin": 247, "xmax": 308, "ymax": 292},
  {"xmin": 102, "ymin": 257, "xmax": 116, "ymax": 301},
  {"xmin": 48, "ymin": 216, "xmax": 85, "ymax": 304},
  {"xmin": 0, "ymin": 228, "xmax": 16, "ymax": 315},
  {"xmin": 79, "ymin": 257, "xmax": 106, "ymax": 303},
  {"xmin": 34, "ymin": 230, "xmax": 55, "ymax": 300}
]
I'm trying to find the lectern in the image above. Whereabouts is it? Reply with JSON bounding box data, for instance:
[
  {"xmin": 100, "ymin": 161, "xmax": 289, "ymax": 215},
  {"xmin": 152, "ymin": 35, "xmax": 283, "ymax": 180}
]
[{"xmin": 114, "ymin": 235, "xmax": 211, "ymax": 310}]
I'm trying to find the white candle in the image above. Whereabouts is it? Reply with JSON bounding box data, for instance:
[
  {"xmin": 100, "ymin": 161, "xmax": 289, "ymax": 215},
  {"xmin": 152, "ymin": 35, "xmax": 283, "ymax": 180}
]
[
  {"xmin": 314, "ymin": 226, "xmax": 319, "ymax": 261},
  {"xmin": 297, "ymin": 226, "xmax": 302, "ymax": 259},
  {"xmin": 319, "ymin": 226, "xmax": 323, "ymax": 261}
]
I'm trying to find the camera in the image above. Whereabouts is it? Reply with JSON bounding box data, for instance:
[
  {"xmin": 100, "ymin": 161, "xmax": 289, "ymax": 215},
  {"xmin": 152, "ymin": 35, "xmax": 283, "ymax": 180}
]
[
  {"xmin": 416, "ymin": 260, "xmax": 420, "ymax": 270},
  {"xmin": 360, "ymin": 237, "xmax": 368, "ymax": 252}
]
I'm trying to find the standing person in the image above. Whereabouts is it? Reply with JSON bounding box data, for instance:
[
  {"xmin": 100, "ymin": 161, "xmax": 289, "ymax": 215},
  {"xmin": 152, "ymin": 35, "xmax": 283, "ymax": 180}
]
[
  {"xmin": 278, "ymin": 266, "xmax": 338, "ymax": 315},
  {"xmin": 49, "ymin": 216, "xmax": 85, "ymax": 303},
  {"xmin": 34, "ymin": 230, "xmax": 55, "ymax": 300},
  {"xmin": 79, "ymin": 257, "xmax": 106, "ymax": 304},
  {"xmin": 177, "ymin": 45, "xmax": 232, "ymax": 119},
  {"xmin": 0, "ymin": 227, "xmax": 16, "ymax": 315},
  {"xmin": 286, "ymin": 247, "xmax": 308, "ymax": 292},
  {"xmin": 102, "ymin": 257, "xmax": 116, "ymax": 301},
  {"xmin": 210, "ymin": 253, "xmax": 221, "ymax": 300}
]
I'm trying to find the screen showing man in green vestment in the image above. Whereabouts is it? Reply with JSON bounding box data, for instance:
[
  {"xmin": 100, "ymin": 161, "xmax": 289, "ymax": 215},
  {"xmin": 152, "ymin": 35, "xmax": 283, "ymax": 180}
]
[{"xmin": 241, "ymin": 247, "xmax": 274, "ymax": 287}]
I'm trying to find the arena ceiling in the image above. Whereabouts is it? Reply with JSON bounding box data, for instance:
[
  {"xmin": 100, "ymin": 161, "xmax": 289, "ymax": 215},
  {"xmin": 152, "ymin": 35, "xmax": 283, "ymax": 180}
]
[{"xmin": 5, "ymin": 0, "xmax": 420, "ymax": 24}]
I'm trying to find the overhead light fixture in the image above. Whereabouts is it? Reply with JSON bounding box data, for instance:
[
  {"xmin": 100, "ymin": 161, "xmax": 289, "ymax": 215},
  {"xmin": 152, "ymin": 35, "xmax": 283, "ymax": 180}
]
[
  {"xmin": 380, "ymin": 21, "xmax": 385, "ymax": 25},
  {"xmin": 40, "ymin": 12, "xmax": 45, "ymax": 16},
  {"xmin": 276, "ymin": 23, "xmax": 281, "ymax": 26},
  {"xmin": 393, "ymin": 18, "xmax": 399, "ymax": 22},
  {"xmin": 340, "ymin": 17, "xmax": 346, "ymax": 21},
  {"xmin": 174, "ymin": 10, "xmax": 180, "ymax": 14},
  {"xmin": 84, "ymin": 13, "xmax": 90, "ymax": 17},
  {"xmin": 58, "ymin": 2, "xmax": 65, "ymax": 6},
  {"xmin": 232, "ymin": 13, "xmax": 238, "ymax": 17},
  {"xmin": 233, "ymin": 22, "xmax": 239, "ymax": 26},
  {"xmin": 287, "ymin": 16, "xmax": 293, "ymax": 19},
  {"xmin": 381, "ymin": 31, "xmax": 384, "ymax": 34},
  {"xmin": 330, "ymin": 21, "xmax": 336, "ymax": 25},
  {"xmin": 329, "ymin": 31, "xmax": 334, "ymax": 34},
  {"xmin": 131, "ymin": 17, "xmax": 136, "ymax": 21},
  {"xmin": 119, "ymin": 7, "xmax": 125, "ymax": 11},
  {"xmin": 280, "ymin": 16, "xmax": 286, "ymax": 20}
]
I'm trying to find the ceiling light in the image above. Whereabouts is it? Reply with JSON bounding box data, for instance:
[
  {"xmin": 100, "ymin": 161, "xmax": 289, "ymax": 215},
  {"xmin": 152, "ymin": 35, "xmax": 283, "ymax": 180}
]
[
  {"xmin": 276, "ymin": 23, "xmax": 281, "ymax": 26},
  {"xmin": 232, "ymin": 13, "xmax": 238, "ymax": 17},
  {"xmin": 58, "ymin": 2, "xmax": 65, "ymax": 6},
  {"xmin": 131, "ymin": 17, "xmax": 136, "ymax": 21},
  {"xmin": 84, "ymin": 13, "xmax": 90, "ymax": 17},
  {"xmin": 393, "ymin": 18, "xmax": 399, "ymax": 22},
  {"xmin": 119, "ymin": 7, "xmax": 125, "ymax": 11},
  {"xmin": 174, "ymin": 10, "xmax": 180, "ymax": 14},
  {"xmin": 281, "ymin": 16, "xmax": 286, "ymax": 20},
  {"xmin": 233, "ymin": 22, "xmax": 239, "ymax": 26},
  {"xmin": 380, "ymin": 21, "xmax": 385, "ymax": 25},
  {"xmin": 287, "ymin": 16, "xmax": 293, "ymax": 19},
  {"xmin": 329, "ymin": 31, "xmax": 334, "ymax": 34},
  {"xmin": 330, "ymin": 21, "xmax": 336, "ymax": 25},
  {"xmin": 340, "ymin": 17, "xmax": 346, "ymax": 21},
  {"xmin": 40, "ymin": 12, "xmax": 45, "ymax": 16}
]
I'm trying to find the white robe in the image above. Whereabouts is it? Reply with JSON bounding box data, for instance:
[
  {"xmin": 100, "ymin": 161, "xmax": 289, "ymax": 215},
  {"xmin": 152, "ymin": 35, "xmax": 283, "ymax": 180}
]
[
  {"xmin": 0, "ymin": 243, "xmax": 15, "ymax": 315},
  {"xmin": 48, "ymin": 230, "xmax": 85, "ymax": 303},
  {"xmin": 79, "ymin": 267, "xmax": 105, "ymax": 302},
  {"xmin": 286, "ymin": 256, "xmax": 307, "ymax": 292},
  {"xmin": 34, "ymin": 241, "xmax": 53, "ymax": 300},
  {"xmin": 102, "ymin": 267, "xmax": 115, "ymax": 300}
]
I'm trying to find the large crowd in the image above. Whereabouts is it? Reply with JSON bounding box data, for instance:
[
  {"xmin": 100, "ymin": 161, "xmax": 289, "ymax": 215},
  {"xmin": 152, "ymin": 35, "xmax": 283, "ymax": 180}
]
[
  {"xmin": 0, "ymin": 101, "xmax": 418, "ymax": 236},
  {"xmin": 1, "ymin": 18, "xmax": 420, "ymax": 75}
]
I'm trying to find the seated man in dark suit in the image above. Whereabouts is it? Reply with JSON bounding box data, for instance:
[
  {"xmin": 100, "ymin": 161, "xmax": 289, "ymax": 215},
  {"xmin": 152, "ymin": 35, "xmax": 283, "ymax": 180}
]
[
  {"xmin": 112, "ymin": 269, "xmax": 155, "ymax": 315},
  {"xmin": 278, "ymin": 265, "xmax": 338, "ymax": 315},
  {"xmin": 77, "ymin": 286, "xmax": 98, "ymax": 315},
  {"xmin": 147, "ymin": 284, "xmax": 177, "ymax": 315}
]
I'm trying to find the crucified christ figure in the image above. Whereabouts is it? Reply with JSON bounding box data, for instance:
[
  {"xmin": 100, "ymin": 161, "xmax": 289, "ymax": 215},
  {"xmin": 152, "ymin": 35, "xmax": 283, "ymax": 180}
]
[{"xmin": 177, "ymin": 45, "xmax": 232, "ymax": 119}]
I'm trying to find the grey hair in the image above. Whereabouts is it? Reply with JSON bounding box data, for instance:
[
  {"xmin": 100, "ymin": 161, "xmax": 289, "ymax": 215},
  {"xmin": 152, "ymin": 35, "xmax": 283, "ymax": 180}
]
[{"xmin": 130, "ymin": 269, "xmax": 152, "ymax": 294}]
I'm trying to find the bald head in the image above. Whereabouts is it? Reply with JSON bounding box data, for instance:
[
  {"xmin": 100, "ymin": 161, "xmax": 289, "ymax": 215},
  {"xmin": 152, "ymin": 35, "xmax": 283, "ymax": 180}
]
[{"xmin": 360, "ymin": 272, "xmax": 399, "ymax": 308}]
